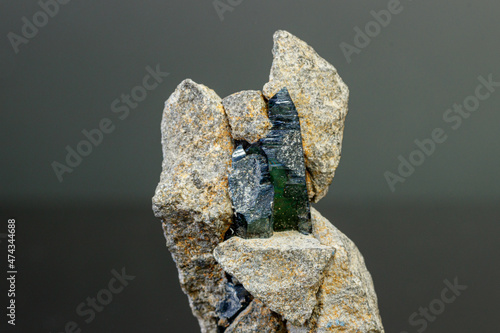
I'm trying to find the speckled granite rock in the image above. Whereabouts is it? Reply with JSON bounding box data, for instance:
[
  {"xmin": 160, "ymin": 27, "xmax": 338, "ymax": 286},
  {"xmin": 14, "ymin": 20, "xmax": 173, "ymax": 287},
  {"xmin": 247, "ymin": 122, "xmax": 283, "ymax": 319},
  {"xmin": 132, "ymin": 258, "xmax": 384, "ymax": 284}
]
[
  {"xmin": 225, "ymin": 299, "xmax": 287, "ymax": 333},
  {"xmin": 213, "ymin": 231, "xmax": 334, "ymax": 325},
  {"xmin": 263, "ymin": 30, "xmax": 349, "ymax": 203},
  {"xmin": 288, "ymin": 208, "xmax": 385, "ymax": 333},
  {"xmin": 152, "ymin": 79, "xmax": 233, "ymax": 333},
  {"xmin": 222, "ymin": 90, "xmax": 271, "ymax": 143}
]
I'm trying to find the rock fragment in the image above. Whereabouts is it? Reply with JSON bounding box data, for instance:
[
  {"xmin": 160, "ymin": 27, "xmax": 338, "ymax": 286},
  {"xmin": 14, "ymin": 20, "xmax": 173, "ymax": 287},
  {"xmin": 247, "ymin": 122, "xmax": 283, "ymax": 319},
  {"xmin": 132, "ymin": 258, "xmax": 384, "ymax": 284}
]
[
  {"xmin": 152, "ymin": 79, "xmax": 234, "ymax": 333},
  {"xmin": 225, "ymin": 299, "xmax": 287, "ymax": 333},
  {"xmin": 222, "ymin": 90, "xmax": 271, "ymax": 143},
  {"xmin": 291, "ymin": 208, "xmax": 385, "ymax": 332},
  {"xmin": 213, "ymin": 231, "xmax": 334, "ymax": 325},
  {"xmin": 263, "ymin": 30, "xmax": 349, "ymax": 202}
]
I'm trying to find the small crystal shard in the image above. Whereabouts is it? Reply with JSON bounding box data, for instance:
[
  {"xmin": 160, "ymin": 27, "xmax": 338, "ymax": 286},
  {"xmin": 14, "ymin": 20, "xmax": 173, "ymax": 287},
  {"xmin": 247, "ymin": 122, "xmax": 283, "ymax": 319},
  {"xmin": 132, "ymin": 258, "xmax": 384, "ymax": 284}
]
[{"xmin": 216, "ymin": 280, "xmax": 251, "ymax": 321}]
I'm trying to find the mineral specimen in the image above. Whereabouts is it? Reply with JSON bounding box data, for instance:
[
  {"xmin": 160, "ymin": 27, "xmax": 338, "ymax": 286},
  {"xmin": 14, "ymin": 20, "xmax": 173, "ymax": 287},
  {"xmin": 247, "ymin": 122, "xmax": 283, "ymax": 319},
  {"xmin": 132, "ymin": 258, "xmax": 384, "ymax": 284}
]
[
  {"xmin": 228, "ymin": 88, "xmax": 310, "ymax": 238},
  {"xmin": 216, "ymin": 279, "xmax": 251, "ymax": 321},
  {"xmin": 152, "ymin": 30, "xmax": 384, "ymax": 333}
]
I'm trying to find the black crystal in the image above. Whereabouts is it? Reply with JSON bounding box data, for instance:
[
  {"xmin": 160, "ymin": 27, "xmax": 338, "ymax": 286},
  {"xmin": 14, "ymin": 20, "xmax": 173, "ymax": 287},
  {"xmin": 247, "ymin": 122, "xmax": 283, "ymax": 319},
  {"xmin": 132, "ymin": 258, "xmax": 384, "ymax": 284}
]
[
  {"xmin": 216, "ymin": 280, "xmax": 251, "ymax": 320},
  {"xmin": 228, "ymin": 142, "xmax": 274, "ymax": 238}
]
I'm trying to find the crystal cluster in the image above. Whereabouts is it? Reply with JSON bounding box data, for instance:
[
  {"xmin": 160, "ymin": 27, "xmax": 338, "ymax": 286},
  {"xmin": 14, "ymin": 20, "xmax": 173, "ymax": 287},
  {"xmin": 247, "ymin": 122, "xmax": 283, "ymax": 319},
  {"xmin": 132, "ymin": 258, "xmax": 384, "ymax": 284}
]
[{"xmin": 227, "ymin": 88, "xmax": 311, "ymax": 239}]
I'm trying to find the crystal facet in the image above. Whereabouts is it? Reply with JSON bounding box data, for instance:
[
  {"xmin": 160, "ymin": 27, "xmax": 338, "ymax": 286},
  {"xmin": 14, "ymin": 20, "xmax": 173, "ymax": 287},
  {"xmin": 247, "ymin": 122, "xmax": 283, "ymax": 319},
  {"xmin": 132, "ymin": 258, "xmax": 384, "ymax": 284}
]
[
  {"xmin": 216, "ymin": 280, "xmax": 251, "ymax": 320},
  {"xmin": 261, "ymin": 87, "xmax": 311, "ymax": 234},
  {"xmin": 228, "ymin": 143, "xmax": 274, "ymax": 239},
  {"xmin": 227, "ymin": 87, "xmax": 311, "ymax": 238}
]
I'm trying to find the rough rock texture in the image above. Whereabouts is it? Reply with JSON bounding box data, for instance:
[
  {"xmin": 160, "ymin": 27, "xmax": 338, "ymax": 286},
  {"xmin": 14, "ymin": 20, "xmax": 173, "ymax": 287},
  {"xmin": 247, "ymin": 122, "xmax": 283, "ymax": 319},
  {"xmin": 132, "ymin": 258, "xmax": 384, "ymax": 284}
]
[
  {"xmin": 152, "ymin": 79, "xmax": 234, "ymax": 333},
  {"xmin": 213, "ymin": 231, "xmax": 334, "ymax": 325},
  {"xmin": 222, "ymin": 90, "xmax": 271, "ymax": 143},
  {"xmin": 288, "ymin": 208, "xmax": 384, "ymax": 333},
  {"xmin": 263, "ymin": 30, "xmax": 349, "ymax": 203},
  {"xmin": 225, "ymin": 299, "xmax": 287, "ymax": 333}
]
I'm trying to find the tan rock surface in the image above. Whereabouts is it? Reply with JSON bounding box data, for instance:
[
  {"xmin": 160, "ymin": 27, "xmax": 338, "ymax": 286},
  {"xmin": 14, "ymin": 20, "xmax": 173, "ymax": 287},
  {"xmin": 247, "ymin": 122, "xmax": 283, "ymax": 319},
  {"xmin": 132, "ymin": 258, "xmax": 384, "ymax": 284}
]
[
  {"xmin": 222, "ymin": 90, "xmax": 271, "ymax": 143},
  {"xmin": 152, "ymin": 79, "xmax": 234, "ymax": 333},
  {"xmin": 225, "ymin": 299, "xmax": 287, "ymax": 333},
  {"xmin": 263, "ymin": 30, "xmax": 349, "ymax": 202},
  {"xmin": 213, "ymin": 231, "xmax": 334, "ymax": 325},
  {"xmin": 289, "ymin": 208, "xmax": 385, "ymax": 332}
]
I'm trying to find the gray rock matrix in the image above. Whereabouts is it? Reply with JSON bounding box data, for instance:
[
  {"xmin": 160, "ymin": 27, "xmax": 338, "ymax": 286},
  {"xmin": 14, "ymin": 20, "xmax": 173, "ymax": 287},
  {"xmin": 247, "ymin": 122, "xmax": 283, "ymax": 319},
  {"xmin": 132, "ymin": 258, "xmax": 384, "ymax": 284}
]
[{"xmin": 152, "ymin": 30, "xmax": 384, "ymax": 332}]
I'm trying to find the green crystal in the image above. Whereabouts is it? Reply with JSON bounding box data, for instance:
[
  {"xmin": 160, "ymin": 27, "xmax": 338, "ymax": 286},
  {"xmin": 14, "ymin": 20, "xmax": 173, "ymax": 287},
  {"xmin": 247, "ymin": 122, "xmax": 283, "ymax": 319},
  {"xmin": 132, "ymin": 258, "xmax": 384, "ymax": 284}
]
[
  {"xmin": 261, "ymin": 87, "xmax": 311, "ymax": 234},
  {"xmin": 226, "ymin": 87, "xmax": 311, "ymax": 239}
]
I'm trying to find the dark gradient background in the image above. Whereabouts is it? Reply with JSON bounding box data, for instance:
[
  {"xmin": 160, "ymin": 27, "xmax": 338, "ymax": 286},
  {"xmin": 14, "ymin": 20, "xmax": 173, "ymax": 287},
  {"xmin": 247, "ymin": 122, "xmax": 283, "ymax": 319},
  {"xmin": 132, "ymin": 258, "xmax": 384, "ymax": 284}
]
[{"xmin": 1, "ymin": 1, "xmax": 499, "ymax": 332}]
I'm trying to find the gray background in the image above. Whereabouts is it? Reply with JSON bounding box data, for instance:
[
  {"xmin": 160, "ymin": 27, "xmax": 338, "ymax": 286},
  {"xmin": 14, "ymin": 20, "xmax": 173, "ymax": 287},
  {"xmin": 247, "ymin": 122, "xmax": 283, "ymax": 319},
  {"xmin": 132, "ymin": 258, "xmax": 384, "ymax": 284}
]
[{"xmin": 1, "ymin": 0, "xmax": 499, "ymax": 332}]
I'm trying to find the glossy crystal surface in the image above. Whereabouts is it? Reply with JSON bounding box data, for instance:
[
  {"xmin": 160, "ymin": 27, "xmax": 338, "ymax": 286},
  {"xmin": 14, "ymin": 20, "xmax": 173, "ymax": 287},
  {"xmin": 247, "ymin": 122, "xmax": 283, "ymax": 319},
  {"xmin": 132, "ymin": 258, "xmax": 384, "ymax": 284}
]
[{"xmin": 227, "ymin": 87, "xmax": 311, "ymax": 238}]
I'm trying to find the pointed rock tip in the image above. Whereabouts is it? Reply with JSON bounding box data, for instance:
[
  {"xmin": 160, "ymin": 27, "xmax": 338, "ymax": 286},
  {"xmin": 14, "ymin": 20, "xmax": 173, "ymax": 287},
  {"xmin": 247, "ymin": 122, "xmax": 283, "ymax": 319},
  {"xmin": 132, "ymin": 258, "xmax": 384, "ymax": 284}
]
[
  {"xmin": 273, "ymin": 30, "xmax": 296, "ymax": 41},
  {"xmin": 176, "ymin": 78, "xmax": 203, "ymax": 91},
  {"xmin": 166, "ymin": 78, "xmax": 222, "ymax": 107}
]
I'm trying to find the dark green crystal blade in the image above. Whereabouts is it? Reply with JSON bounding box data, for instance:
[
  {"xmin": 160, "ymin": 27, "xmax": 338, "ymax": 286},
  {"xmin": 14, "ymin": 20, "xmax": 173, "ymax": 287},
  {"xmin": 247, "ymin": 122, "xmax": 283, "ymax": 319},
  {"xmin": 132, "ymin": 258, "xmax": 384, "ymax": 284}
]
[{"xmin": 261, "ymin": 87, "xmax": 311, "ymax": 234}]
